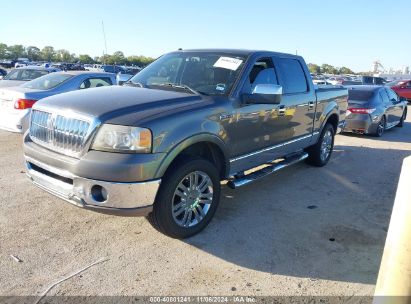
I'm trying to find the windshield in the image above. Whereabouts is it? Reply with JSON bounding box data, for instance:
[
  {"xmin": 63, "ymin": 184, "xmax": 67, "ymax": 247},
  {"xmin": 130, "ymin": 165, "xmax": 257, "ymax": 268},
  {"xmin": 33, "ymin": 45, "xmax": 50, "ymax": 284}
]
[
  {"xmin": 4, "ymin": 69, "xmax": 49, "ymax": 81},
  {"xmin": 22, "ymin": 73, "xmax": 73, "ymax": 90},
  {"xmin": 128, "ymin": 52, "xmax": 246, "ymax": 95}
]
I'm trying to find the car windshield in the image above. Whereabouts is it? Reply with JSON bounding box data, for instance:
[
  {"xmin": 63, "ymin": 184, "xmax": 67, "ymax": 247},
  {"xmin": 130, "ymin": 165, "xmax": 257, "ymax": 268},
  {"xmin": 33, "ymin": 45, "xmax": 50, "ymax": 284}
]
[
  {"xmin": 22, "ymin": 73, "xmax": 74, "ymax": 90},
  {"xmin": 4, "ymin": 69, "xmax": 48, "ymax": 81},
  {"xmin": 128, "ymin": 52, "xmax": 246, "ymax": 95},
  {"xmin": 348, "ymin": 89, "xmax": 375, "ymax": 101}
]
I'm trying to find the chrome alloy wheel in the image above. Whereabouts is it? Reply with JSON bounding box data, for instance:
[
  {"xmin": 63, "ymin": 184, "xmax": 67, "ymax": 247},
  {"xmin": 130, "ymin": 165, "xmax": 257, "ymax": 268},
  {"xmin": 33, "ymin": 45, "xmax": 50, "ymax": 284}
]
[
  {"xmin": 172, "ymin": 171, "xmax": 213, "ymax": 228},
  {"xmin": 320, "ymin": 130, "xmax": 333, "ymax": 161},
  {"xmin": 377, "ymin": 116, "xmax": 385, "ymax": 136}
]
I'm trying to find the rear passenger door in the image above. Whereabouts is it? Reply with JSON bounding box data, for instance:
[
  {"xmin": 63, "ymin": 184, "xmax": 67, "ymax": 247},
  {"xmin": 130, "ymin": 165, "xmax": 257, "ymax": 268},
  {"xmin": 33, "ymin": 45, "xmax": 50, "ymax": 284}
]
[
  {"xmin": 272, "ymin": 56, "xmax": 316, "ymax": 153},
  {"xmin": 385, "ymin": 88, "xmax": 403, "ymax": 124}
]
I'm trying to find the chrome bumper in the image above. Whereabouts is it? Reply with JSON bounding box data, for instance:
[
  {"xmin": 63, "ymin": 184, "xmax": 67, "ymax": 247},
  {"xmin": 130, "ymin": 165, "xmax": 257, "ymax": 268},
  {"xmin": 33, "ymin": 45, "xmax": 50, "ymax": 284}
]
[{"xmin": 24, "ymin": 156, "xmax": 160, "ymax": 216}]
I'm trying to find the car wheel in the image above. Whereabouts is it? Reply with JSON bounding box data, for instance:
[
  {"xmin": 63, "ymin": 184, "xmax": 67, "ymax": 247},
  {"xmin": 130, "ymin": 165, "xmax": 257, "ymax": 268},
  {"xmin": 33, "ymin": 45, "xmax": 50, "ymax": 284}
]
[
  {"xmin": 374, "ymin": 116, "xmax": 386, "ymax": 137},
  {"xmin": 148, "ymin": 158, "xmax": 221, "ymax": 239},
  {"xmin": 306, "ymin": 123, "xmax": 335, "ymax": 167},
  {"xmin": 396, "ymin": 109, "xmax": 407, "ymax": 128}
]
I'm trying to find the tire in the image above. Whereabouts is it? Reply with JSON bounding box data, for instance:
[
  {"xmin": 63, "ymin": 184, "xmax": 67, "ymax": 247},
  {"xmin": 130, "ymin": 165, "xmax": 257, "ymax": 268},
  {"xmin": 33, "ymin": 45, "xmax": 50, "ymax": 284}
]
[
  {"xmin": 374, "ymin": 115, "xmax": 386, "ymax": 137},
  {"xmin": 396, "ymin": 109, "xmax": 407, "ymax": 128},
  {"xmin": 306, "ymin": 123, "xmax": 335, "ymax": 167},
  {"xmin": 148, "ymin": 158, "xmax": 221, "ymax": 239}
]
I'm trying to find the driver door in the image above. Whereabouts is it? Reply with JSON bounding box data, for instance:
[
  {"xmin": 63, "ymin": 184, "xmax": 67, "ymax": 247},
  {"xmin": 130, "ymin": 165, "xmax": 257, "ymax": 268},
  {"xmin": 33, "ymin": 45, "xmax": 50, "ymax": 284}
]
[{"xmin": 229, "ymin": 57, "xmax": 290, "ymax": 172}]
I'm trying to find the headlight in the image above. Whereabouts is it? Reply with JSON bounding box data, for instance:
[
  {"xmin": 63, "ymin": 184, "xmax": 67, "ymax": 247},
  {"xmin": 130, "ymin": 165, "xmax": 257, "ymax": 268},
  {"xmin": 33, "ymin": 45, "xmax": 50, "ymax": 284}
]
[{"xmin": 91, "ymin": 124, "xmax": 152, "ymax": 153}]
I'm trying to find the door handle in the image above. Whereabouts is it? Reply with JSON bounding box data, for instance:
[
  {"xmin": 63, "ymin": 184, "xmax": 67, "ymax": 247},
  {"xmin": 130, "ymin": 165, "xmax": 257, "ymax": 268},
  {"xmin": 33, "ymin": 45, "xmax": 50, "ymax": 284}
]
[
  {"xmin": 278, "ymin": 105, "xmax": 286, "ymax": 116},
  {"xmin": 308, "ymin": 101, "xmax": 315, "ymax": 110}
]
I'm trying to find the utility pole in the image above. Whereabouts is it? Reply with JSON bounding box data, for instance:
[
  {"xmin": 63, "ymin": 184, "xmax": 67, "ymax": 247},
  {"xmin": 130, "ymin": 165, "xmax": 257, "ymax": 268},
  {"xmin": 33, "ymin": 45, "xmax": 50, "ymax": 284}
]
[{"xmin": 102, "ymin": 21, "xmax": 108, "ymax": 64}]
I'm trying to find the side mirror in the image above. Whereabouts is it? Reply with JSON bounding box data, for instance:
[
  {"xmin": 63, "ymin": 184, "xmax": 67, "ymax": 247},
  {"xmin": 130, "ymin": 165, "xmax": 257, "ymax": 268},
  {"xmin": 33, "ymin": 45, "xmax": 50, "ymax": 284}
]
[{"xmin": 243, "ymin": 84, "xmax": 283, "ymax": 104}]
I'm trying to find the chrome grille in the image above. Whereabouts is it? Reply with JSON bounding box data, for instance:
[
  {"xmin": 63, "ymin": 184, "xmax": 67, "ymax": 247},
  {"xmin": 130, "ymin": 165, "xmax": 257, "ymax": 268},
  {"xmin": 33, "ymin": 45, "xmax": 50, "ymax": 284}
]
[{"xmin": 30, "ymin": 109, "xmax": 91, "ymax": 157}]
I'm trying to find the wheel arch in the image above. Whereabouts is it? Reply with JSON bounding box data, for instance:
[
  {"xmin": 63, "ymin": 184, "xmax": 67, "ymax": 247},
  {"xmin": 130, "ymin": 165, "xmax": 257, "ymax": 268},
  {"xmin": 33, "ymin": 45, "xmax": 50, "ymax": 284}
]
[{"xmin": 155, "ymin": 134, "xmax": 230, "ymax": 180}]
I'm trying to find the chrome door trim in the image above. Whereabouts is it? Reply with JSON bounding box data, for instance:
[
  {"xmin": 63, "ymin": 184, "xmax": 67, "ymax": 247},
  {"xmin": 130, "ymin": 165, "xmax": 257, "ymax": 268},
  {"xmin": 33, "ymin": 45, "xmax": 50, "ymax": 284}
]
[{"xmin": 229, "ymin": 132, "xmax": 319, "ymax": 163}]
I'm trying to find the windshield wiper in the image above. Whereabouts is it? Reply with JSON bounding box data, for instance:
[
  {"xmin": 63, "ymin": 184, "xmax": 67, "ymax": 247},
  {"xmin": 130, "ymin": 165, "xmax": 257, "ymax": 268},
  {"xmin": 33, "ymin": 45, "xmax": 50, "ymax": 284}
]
[
  {"xmin": 124, "ymin": 81, "xmax": 144, "ymax": 88},
  {"xmin": 154, "ymin": 83, "xmax": 207, "ymax": 95}
]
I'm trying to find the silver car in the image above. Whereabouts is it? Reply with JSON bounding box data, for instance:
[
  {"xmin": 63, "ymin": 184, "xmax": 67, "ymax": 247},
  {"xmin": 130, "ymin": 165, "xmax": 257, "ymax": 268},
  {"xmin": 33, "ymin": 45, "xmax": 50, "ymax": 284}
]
[
  {"xmin": 0, "ymin": 66, "xmax": 60, "ymax": 88},
  {"xmin": 0, "ymin": 71, "xmax": 116, "ymax": 133},
  {"xmin": 343, "ymin": 86, "xmax": 407, "ymax": 137}
]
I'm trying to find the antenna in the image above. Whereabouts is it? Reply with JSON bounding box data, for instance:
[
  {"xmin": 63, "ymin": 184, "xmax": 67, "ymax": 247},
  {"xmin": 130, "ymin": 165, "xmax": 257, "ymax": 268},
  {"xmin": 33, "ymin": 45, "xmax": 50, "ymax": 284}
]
[{"xmin": 102, "ymin": 20, "xmax": 108, "ymax": 63}]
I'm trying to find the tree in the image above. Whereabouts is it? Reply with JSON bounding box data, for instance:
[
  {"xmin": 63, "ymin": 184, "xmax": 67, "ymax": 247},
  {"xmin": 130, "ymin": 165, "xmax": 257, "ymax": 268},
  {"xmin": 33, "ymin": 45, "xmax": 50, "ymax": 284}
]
[
  {"xmin": 41, "ymin": 46, "xmax": 55, "ymax": 62},
  {"xmin": 26, "ymin": 46, "xmax": 40, "ymax": 61},
  {"xmin": 339, "ymin": 66, "xmax": 354, "ymax": 75},
  {"xmin": 321, "ymin": 64, "xmax": 338, "ymax": 75},
  {"xmin": 111, "ymin": 51, "xmax": 126, "ymax": 64},
  {"xmin": 308, "ymin": 63, "xmax": 320, "ymax": 74},
  {"xmin": 78, "ymin": 54, "xmax": 94, "ymax": 64},
  {"xmin": 0, "ymin": 43, "xmax": 8, "ymax": 59},
  {"xmin": 7, "ymin": 45, "xmax": 25, "ymax": 60}
]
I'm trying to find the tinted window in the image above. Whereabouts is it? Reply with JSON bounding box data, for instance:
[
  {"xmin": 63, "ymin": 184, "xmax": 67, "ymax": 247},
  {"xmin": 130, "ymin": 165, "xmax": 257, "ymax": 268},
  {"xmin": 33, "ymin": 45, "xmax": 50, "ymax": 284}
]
[
  {"xmin": 380, "ymin": 89, "xmax": 390, "ymax": 104},
  {"xmin": 406, "ymin": 81, "xmax": 411, "ymax": 88},
  {"xmin": 22, "ymin": 73, "xmax": 73, "ymax": 90},
  {"xmin": 362, "ymin": 76, "xmax": 373, "ymax": 84},
  {"xmin": 375, "ymin": 77, "xmax": 385, "ymax": 85},
  {"xmin": 348, "ymin": 89, "xmax": 375, "ymax": 101},
  {"xmin": 276, "ymin": 58, "xmax": 308, "ymax": 94},
  {"xmin": 80, "ymin": 77, "xmax": 113, "ymax": 89},
  {"xmin": 4, "ymin": 69, "xmax": 48, "ymax": 81},
  {"xmin": 386, "ymin": 88, "xmax": 398, "ymax": 101}
]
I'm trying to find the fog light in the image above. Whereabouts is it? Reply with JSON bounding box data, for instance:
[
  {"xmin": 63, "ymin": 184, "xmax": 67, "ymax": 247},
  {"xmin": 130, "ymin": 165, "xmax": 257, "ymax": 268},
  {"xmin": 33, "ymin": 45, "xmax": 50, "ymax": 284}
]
[{"xmin": 90, "ymin": 185, "xmax": 108, "ymax": 203}]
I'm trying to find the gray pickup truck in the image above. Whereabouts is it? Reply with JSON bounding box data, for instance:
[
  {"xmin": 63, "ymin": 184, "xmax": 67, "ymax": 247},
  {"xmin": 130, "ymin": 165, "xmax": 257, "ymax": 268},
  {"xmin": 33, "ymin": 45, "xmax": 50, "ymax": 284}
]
[{"xmin": 23, "ymin": 49, "xmax": 348, "ymax": 238}]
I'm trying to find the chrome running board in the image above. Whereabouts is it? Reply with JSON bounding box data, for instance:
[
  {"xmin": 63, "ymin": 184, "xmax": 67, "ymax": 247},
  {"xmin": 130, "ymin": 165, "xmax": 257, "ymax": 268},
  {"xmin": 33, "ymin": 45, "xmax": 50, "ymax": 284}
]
[{"xmin": 227, "ymin": 152, "xmax": 309, "ymax": 189}]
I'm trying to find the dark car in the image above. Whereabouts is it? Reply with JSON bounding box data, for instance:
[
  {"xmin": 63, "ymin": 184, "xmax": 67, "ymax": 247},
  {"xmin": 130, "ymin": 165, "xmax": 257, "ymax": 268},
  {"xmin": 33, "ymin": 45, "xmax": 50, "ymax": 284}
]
[
  {"xmin": 343, "ymin": 86, "xmax": 407, "ymax": 137},
  {"xmin": 24, "ymin": 49, "xmax": 348, "ymax": 238},
  {"xmin": 0, "ymin": 68, "xmax": 7, "ymax": 78},
  {"xmin": 386, "ymin": 79, "xmax": 411, "ymax": 102},
  {"xmin": 343, "ymin": 76, "xmax": 387, "ymax": 86}
]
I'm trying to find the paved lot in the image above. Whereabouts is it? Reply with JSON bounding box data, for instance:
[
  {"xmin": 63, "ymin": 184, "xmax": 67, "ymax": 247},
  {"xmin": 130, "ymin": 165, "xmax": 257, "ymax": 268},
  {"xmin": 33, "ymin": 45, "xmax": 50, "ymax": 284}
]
[{"xmin": 1, "ymin": 107, "xmax": 410, "ymax": 297}]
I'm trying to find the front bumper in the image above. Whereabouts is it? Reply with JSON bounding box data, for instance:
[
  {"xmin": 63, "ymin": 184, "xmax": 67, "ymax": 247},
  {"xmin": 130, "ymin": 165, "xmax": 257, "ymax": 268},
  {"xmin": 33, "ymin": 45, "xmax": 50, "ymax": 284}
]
[{"xmin": 25, "ymin": 156, "xmax": 161, "ymax": 216}]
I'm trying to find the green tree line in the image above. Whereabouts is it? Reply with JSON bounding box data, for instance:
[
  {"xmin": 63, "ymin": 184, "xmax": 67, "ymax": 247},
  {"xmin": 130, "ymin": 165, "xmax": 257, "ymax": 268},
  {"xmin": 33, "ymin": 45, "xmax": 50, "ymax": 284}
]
[
  {"xmin": 307, "ymin": 63, "xmax": 355, "ymax": 75},
  {"xmin": 0, "ymin": 42, "xmax": 155, "ymax": 66}
]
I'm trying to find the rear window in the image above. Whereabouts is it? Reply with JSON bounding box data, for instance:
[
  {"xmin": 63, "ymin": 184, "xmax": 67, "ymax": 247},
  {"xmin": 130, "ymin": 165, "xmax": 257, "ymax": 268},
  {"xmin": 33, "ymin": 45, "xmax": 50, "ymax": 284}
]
[
  {"xmin": 22, "ymin": 73, "xmax": 73, "ymax": 90},
  {"xmin": 348, "ymin": 89, "xmax": 375, "ymax": 101},
  {"xmin": 4, "ymin": 69, "xmax": 48, "ymax": 81}
]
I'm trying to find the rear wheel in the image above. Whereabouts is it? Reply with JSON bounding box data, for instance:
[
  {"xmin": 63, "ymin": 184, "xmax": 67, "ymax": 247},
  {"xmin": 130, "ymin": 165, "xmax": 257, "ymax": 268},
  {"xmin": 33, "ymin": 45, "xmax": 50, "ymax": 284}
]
[
  {"xmin": 374, "ymin": 116, "xmax": 386, "ymax": 137},
  {"xmin": 396, "ymin": 109, "xmax": 407, "ymax": 128},
  {"xmin": 306, "ymin": 123, "xmax": 335, "ymax": 167},
  {"xmin": 148, "ymin": 158, "xmax": 221, "ymax": 239}
]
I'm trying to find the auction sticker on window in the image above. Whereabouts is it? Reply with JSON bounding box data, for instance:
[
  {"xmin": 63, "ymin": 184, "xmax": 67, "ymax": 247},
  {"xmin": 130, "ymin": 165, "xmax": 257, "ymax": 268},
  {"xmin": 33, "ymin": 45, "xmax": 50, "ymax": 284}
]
[{"xmin": 213, "ymin": 57, "xmax": 243, "ymax": 71}]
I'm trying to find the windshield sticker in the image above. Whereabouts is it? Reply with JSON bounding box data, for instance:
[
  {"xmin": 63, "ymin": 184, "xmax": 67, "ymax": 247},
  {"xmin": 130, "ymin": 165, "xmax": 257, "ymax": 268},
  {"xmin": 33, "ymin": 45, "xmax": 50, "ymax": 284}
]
[
  {"xmin": 216, "ymin": 83, "xmax": 226, "ymax": 91},
  {"xmin": 213, "ymin": 57, "xmax": 243, "ymax": 71}
]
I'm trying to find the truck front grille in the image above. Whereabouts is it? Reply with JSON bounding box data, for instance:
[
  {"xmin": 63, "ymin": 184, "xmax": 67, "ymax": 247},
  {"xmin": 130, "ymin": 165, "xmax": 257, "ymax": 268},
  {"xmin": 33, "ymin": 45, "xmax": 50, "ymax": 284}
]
[{"xmin": 30, "ymin": 109, "xmax": 92, "ymax": 158}]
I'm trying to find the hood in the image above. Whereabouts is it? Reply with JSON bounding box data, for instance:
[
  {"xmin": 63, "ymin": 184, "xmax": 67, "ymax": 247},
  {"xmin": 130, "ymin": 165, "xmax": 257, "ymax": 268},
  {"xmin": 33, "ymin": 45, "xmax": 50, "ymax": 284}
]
[
  {"xmin": 33, "ymin": 86, "xmax": 212, "ymax": 126},
  {"xmin": 0, "ymin": 80, "xmax": 26, "ymax": 88}
]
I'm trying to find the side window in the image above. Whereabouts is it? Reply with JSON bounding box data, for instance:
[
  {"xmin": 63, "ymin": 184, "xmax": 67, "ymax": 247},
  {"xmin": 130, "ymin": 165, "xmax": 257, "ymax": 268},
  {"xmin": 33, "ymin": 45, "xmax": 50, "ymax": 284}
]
[
  {"xmin": 386, "ymin": 88, "xmax": 398, "ymax": 102},
  {"xmin": 380, "ymin": 89, "xmax": 390, "ymax": 104},
  {"xmin": 275, "ymin": 58, "xmax": 308, "ymax": 94},
  {"xmin": 406, "ymin": 81, "xmax": 411, "ymax": 88},
  {"xmin": 363, "ymin": 76, "xmax": 373, "ymax": 84},
  {"xmin": 242, "ymin": 58, "xmax": 277, "ymax": 93},
  {"xmin": 375, "ymin": 77, "xmax": 385, "ymax": 85},
  {"xmin": 80, "ymin": 77, "xmax": 112, "ymax": 89}
]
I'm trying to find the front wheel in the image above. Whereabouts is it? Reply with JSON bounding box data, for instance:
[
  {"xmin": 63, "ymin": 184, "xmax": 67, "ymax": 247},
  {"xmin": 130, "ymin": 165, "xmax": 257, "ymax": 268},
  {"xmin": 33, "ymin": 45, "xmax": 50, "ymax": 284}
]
[
  {"xmin": 306, "ymin": 123, "xmax": 335, "ymax": 167},
  {"xmin": 148, "ymin": 158, "xmax": 221, "ymax": 239}
]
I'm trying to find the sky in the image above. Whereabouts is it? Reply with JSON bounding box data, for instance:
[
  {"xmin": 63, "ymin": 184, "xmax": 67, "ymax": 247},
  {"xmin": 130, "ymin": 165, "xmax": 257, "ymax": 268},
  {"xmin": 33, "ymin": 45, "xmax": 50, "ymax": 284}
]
[{"xmin": 1, "ymin": 0, "xmax": 410, "ymax": 72}]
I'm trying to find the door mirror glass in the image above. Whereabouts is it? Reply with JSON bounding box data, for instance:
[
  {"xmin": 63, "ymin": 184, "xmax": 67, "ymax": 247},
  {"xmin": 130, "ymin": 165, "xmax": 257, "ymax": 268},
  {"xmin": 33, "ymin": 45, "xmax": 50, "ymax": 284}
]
[{"xmin": 243, "ymin": 84, "xmax": 283, "ymax": 104}]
